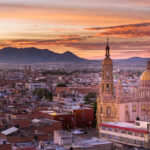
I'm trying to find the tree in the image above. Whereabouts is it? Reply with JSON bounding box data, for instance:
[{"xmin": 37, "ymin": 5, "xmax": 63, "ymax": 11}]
[
  {"xmin": 93, "ymin": 101, "xmax": 97, "ymax": 127},
  {"xmin": 84, "ymin": 92, "xmax": 97, "ymax": 104},
  {"xmin": 33, "ymin": 88, "xmax": 53, "ymax": 101},
  {"xmin": 56, "ymin": 83, "xmax": 66, "ymax": 87}
]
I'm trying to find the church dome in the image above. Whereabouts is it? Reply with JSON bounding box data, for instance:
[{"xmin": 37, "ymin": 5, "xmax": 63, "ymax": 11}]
[
  {"xmin": 102, "ymin": 57, "xmax": 113, "ymax": 65},
  {"xmin": 140, "ymin": 70, "xmax": 150, "ymax": 81}
]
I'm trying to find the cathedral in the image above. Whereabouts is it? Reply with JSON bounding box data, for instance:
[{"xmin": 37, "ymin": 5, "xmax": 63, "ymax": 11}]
[{"xmin": 97, "ymin": 40, "xmax": 150, "ymax": 127}]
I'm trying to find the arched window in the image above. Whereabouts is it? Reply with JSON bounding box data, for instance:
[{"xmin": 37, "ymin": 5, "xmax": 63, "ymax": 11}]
[
  {"xmin": 132, "ymin": 105, "xmax": 136, "ymax": 112},
  {"xmin": 141, "ymin": 104, "xmax": 146, "ymax": 111},
  {"xmin": 106, "ymin": 84, "xmax": 109, "ymax": 91},
  {"xmin": 100, "ymin": 107, "xmax": 103, "ymax": 114},
  {"xmin": 107, "ymin": 107, "xmax": 111, "ymax": 116},
  {"xmin": 106, "ymin": 72, "xmax": 109, "ymax": 77}
]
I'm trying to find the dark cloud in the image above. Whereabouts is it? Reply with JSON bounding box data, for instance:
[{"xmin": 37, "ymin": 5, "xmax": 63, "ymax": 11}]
[
  {"xmin": 64, "ymin": 41, "xmax": 150, "ymax": 51},
  {"xmin": 0, "ymin": 35, "xmax": 88, "ymax": 48},
  {"xmin": 1, "ymin": 38, "xmax": 150, "ymax": 52},
  {"xmin": 85, "ymin": 22, "xmax": 150, "ymax": 37}
]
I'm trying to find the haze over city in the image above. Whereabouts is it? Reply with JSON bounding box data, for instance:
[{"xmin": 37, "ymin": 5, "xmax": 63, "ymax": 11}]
[
  {"xmin": 0, "ymin": 0, "xmax": 149, "ymax": 59},
  {"xmin": 0, "ymin": 1, "xmax": 150, "ymax": 150}
]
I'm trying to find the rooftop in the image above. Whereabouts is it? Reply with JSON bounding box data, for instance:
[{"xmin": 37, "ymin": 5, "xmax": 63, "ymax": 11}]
[
  {"xmin": 1, "ymin": 127, "xmax": 18, "ymax": 136},
  {"xmin": 73, "ymin": 137, "xmax": 112, "ymax": 148},
  {"xmin": 41, "ymin": 110, "xmax": 69, "ymax": 116}
]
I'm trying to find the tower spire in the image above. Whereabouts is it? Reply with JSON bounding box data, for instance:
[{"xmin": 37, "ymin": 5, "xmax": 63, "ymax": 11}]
[{"xmin": 106, "ymin": 37, "xmax": 110, "ymax": 58}]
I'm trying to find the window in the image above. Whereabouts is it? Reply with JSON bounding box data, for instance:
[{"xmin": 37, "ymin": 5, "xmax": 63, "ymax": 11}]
[
  {"xmin": 107, "ymin": 107, "xmax": 111, "ymax": 116},
  {"xmin": 128, "ymin": 131, "xmax": 132, "ymax": 135},
  {"xmin": 106, "ymin": 84, "xmax": 109, "ymax": 91},
  {"xmin": 135, "ymin": 140, "xmax": 138, "ymax": 144},
  {"xmin": 135, "ymin": 132, "xmax": 139, "ymax": 136},
  {"xmin": 108, "ymin": 127, "xmax": 112, "ymax": 131},
  {"xmin": 115, "ymin": 128, "xmax": 119, "ymax": 132},
  {"xmin": 114, "ymin": 136, "xmax": 119, "ymax": 140},
  {"xmin": 100, "ymin": 107, "xmax": 103, "ymax": 114},
  {"xmin": 121, "ymin": 130, "xmax": 126, "ymax": 134},
  {"xmin": 108, "ymin": 135, "xmax": 112, "ymax": 139},
  {"xmin": 102, "ymin": 126, "xmax": 106, "ymax": 130},
  {"xmin": 141, "ymin": 133, "xmax": 144, "ymax": 137},
  {"xmin": 141, "ymin": 104, "xmax": 146, "ymax": 111},
  {"xmin": 132, "ymin": 105, "xmax": 136, "ymax": 112},
  {"xmin": 147, "ymin": 124, "xmax": 150, "ymax": 130},
  {"xmin": 106, "ymin": 72, "xmax": 109, "ymax": 77},
  {"xmin": 125, "ymin": 105, "xmax": 128, "ymax": 113},
  {"xmin": 101, "ymin": 133, "xmax": 105, "ymax": 137},
  {"xmin": 136, "ymin": 122, "xmax": 140, "ymax": 126}
]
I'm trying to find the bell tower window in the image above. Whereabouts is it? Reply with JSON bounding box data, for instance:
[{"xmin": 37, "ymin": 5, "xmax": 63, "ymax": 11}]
[
  {"xmin": 106, "ymin": 72, "xmax": 109, "ymax": 77},
  {"xmin": 106, "ymin": 84, "xmax": 109, "ymax": 91},
  {"xmin": 107, "ymin": 107, "xmax": 111, "ymax": 116},
  {"xmin": 100, "ymin": 107, "xmax": 103, "ymax": 113}
]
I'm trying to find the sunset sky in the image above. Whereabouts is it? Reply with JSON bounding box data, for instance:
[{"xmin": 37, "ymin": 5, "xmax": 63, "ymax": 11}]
[{"xmin": 0, "ymin": 0, "xmax": 150, "ymax": 59}]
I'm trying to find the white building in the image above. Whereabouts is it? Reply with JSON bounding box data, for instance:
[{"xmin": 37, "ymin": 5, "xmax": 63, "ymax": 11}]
[
  {"xmin": 99, "ymin": 120, "xmax": 150, "ymax": 149},
  {"xmin": 54, "ymin": 130, "xmax": 72, "ymax": 146},
  {"xmin": 54, "ymin": 130, "xmax": 112, "ymax": 150}
]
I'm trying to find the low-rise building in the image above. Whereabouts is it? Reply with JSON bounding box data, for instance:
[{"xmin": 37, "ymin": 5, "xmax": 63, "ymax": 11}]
[
  {"xmin": 54, "ymin": 130, "xmax": 112, "ymax": 150},
  {"xmin": 54, "ymin": 130, "xmax": 72, "ymax": 146},
  {"xmin": 39, "ymin": 110, "xmax": 76, "ymax": 129}
]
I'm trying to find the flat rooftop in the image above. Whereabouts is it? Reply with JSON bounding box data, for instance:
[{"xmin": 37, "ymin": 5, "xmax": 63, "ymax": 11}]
[{"xmin": 72, "ymin": 137, "xmax": 112, "ymax": 149}]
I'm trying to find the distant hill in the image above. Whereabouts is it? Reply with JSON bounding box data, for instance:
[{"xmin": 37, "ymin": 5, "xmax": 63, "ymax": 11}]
[
  {"xmin": 0, "ymin": 47, "xmax": 148, "ymax": 64},
  {"xmin": 113, "ymin": 57, "xmax": 148, "ymax": 66},
  {"xmin": 0, "ymin": 47, "xmax": 88, "ymax": 63}
]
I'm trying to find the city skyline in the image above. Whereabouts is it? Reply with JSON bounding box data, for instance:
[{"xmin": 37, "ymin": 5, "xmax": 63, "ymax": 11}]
[{"xmin": 0, "ymin": 0, "xmax": 150, "ymax": 59}]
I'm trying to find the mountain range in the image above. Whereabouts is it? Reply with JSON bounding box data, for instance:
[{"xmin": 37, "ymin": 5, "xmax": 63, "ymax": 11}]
[
  {"xmin": 0, "ymin": 47, "xmax": 87, "ymax": 63},
  {"xmin": 0, "ymin": 47, "xmax": 148, "ymax": 64}
]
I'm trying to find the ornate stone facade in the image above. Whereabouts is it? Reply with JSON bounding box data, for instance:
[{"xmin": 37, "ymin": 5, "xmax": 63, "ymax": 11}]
[
  {"xmin": 97, "ymin": 40, "xmax": 119, "ymax": 127},
  {"xmin": 97, "ymin": 41, "xmax": 150, "ymax": 127}
]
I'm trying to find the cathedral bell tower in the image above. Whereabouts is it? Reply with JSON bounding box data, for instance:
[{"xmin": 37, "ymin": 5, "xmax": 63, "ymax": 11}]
[
  {"xmin": 100, "ymin": 38, "xmax": 114, "ymax": 96},
  {"xmin": 97, "ymin": 39, "xmax": 118, "ymax": 127}
]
